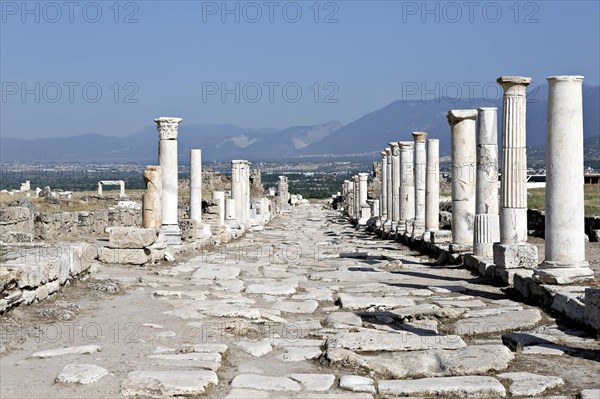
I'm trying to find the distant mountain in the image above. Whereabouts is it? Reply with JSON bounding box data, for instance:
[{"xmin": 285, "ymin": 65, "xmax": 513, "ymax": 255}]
[
  {"xmin": 1, "ymin": 85, "xmax": 598, "ymax": 163},
  {"xmin": 300, "ymin": 84, "xmax": 600, "ymax": 158}
]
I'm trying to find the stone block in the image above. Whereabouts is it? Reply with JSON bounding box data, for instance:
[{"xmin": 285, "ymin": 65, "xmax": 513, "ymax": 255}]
[
  {"xmin": 551, "ymin": 291, "xmax": 585, "ymax": 324},
  {"xmin": 584, "ymin": 288, "xmax": 600, "ymax": 332},
  {"xmin": 109, "ymin": 227, "xmax": 160, "ymax": 249},
  {"xmin": 431, "ymin": 230, "xmax": 452, "ymax": 245},
  {"xmin": 493, "ymin": 242, "xmax": 538, "ymax": 269},
  {"xmin": 98, "ymin": 247, "xmax": 150, "ymax": 265},
  {"xmin": 0, "ymin": 207, "xmax": 31, "ymax": 224},
  {"xmin": 179, "ymin": 219, "xmax": 198, "ymax": 242}
]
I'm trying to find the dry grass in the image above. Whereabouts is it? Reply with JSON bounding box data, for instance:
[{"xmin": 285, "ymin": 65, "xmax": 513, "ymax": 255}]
[{"xmin": 528, "ymin": 184, "xmax": 600, "ymax": 216}]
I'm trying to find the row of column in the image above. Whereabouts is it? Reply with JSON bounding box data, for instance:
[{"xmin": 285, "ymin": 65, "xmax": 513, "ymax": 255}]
[{"xmin": 347, "ymin": 75, "xmax": 592, "ymax": 285}]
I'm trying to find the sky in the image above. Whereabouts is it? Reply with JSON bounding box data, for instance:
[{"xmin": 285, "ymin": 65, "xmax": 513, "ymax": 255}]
[{"xmin": 1, "ymin": 0, "xmax": 599, "ymax": 139}]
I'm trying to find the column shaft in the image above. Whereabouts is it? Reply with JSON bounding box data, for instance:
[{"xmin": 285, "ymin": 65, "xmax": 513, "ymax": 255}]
[
  {"xmin": 412, "ymin": 132, "xmax": 427, "ymax": 236},
  {"xmin": 190, "ymin": 149, "xmax": 202, "ymax": 224},
  {"xmin": 425, "ymin": 139, "xmax": 440, "ymax": 232},
  {"xmin": 399, "ymin": 141, "xmax": 415, "ymax": 233}
]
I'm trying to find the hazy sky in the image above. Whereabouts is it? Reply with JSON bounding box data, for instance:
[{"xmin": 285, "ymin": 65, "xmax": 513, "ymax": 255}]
[{"xmin": 1, "ymin": 0, "xmax": 599, "ymax": 139}]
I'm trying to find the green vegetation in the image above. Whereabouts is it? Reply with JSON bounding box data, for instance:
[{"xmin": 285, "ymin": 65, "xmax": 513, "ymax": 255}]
[
  {"xmin": 528, "ymin": 184, "xmax": 600, "ymax": 216},
  {"xmin": 262, "ymin": 173, "xmax": 352, "ymax": 199}
]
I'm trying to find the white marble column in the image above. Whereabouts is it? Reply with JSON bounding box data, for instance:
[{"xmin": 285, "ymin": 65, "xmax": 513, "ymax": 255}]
[
  {"xmin": 242, "ymin": 161, "xmax": 251, "ymax": 225},
  {"xmin": 380, "ymin": 150, "xmax": 388, "ymax": 224},
  {"xmin": 97, "ymin": 182, "xmax": 102, "ymax": 196},
  {"xmin": 142, "ymin": 165, "xmax": 162, "ymax": 229},
  {"xmin": 190, "ymin": 149, "xmax": 202, "ymax": 226},
  {"xmin": 412, "ymin": 132, "xmax": 427, "ymax": 237},
  {"xmin": 212, "ymin": 191, "xmax": 225, "ymax": 227},
  {"xmin": 424, "ymin": 139, "xmax": 440, "ymax": 240},
  {"xmin": 155, "ymin": 117, "xmax": 183, "ymax": 245},
  {"xmin": 447, "ymin": 110, "xmax": 477, "ymax": 251},
  {"xmin": 535, "ymin": 76, "xmax": 593, "ymax": 284},
  {"xmin": 473, "ymin": 108, "xmax": 500, "ymax": 258},
  {"xmin": 399, "ymin": 141, "xmax": 415, "ymax": 235},
  {"xmin": 358, "ymin": 172, "xmax": 371, "ymax": 225},
  {"xmin": 384, "ymin": 147, "xmax": 393, "ymax": 231},
  {"xmin": 231, "ymin": 160, "xmax": 244, "ymax": 225},
  {"xmin": 493, "ymin": 76, "xmax": 538, "ymax": 268},
  {"xmin": 225, "ymin": 198, "xmax": 238, "ymax": 227},
  {"xmin": 389, "ymin": 143, "xmax": 401, "ymax": 231},
  {"xmin": 353, "ymin": 175, "xmax": 360, "ymax": 220}
]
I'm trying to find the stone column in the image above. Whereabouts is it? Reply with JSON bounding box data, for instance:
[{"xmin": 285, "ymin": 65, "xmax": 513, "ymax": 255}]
[
  {"xmin": 97, "ymin": 182, "xmax": 102, "ymax": 196},
  {"xmin": 225, "ymin": 198, "xmax": 238, "ymax": 227},
  {"xmin": 473, "ymin": 107, "xmax": 500, "ymax": 258},
  {"xmin": 380, "ymin": 150, "xmax": 388, "ymax": 224},
  {"xmin": 212, "ymin": 191, "xmax": 225, "ymax": 227},
  {"xmin": 358, "ymin": 172, "xmax": 371, "ymax": 225},
  {"xmin": 142, "ymin": 165, "xmax": 162, "ymax": 228},
  {"xmin": 412, "ymin": 132, "xmax": 427, "ymax": 237},
  {"xmin": 119, "ymin": 181, "xmax": 125, "ymax": 197},
  {"xmin": 242, "ymin": 161, "xmax": 251, "ymax": 224},
  {"xmin": 493, "ymin": 76, "xmax": 538, "ymax": 268},
  {"xmin": 371, "ymin": 199, "xmax": 380, "ymax": 222},
  {"xmin": 424, "ymin": 139, "xmax": 440, "ymax": 240},
  {"xmin": 155, "ymin": 117, "xmax": 183, "ymax": 245},
  {"xmin": 535, "ymin": 76, "xmax": 593, "ymax": 284},
  {"xmin": 389, "ymin": 143, "xmax": 400, "ymax": 231},
  {"xmin": 353, "ymin": 175, "xmax": 360, "ymax": 220},
  {"xmin": 399, "ymin": 141, "xmax": 415, "ymax": 235},
  {"xmin": 231, "ymin": 160, "xmax": 244, "ymax": 225},
  {"xmin": 190, "ymin": 149, "xmax": 202, "ymax": 226},
  {"xmin": 447, "ymin": 110, "xmax": 477, "ymax": 251},
  {"xmin": 384, "ymin": 147, "xmax": 393, "ymax": 231}
]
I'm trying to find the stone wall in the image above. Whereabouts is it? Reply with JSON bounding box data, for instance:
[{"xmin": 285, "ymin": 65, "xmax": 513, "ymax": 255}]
[
  {"xmin": 34, "ymin": 209, "xmax": 141, "ymax": 240},
  {"xmin": 0, "ymin": 207, "xmax": 34, "ymax": 243},
  {"xmin": 0, "ymin": 243, "xmax": 97, "ymax": 314}
]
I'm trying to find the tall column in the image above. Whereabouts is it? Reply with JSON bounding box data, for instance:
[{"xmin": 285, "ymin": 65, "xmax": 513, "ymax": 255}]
[
  {"xmin": 190, "ymin": 149, "xmax": 202, "ymax": 226},
  {"xmin": 412, "ymin": 132, "xmax": 427, "ymax": 237},
  {"xmin": 473, "ymin": 108, "xmax": 500, "ymax": 258},
  {"xmin": 231, "ymin": 160, "xmax": 244, "ymax": 225},
  {"xmin": 535, "ymin": 76, "xmax": 593, "ymax": 284},
  {"xmin": 97, "ymin": 182, "xmax": 102, "ymax": 196},
  {"xmin": 212, "ymin": 191, "xmax": 225, "ymax": 228},
  {"xmin": 399, "ymin": 141, "xmax": 414, "ymax": 235},
  {"xmin": 389, "ymin": 142, "xmax": 400, "ymax": 231},
  {"xmin": 424, "ymin": 139, "xmax": 440, "ymax": 240},
  {"xmin": 242, "ymin": 161, "xmax": 251, "ymax": 224},
  {"xmin": 493, "ymin": 76, "xmax": 538, "ymax": 268},
  {"xmin": 447, "ymin": 110, "xmax": 477, "ymax": 251},
  {"xmin": 155, "ymin": 117, "xmax": 183, "ymax": 245},
  {"xmin": 380, "ymin": 151, "xmax": 388, "ymax": 224},
  {"xmin": 384, "ymin": 147, "xmax": 393, "ymax": 231},
  {"xmin": 358, "ymin": 172, "xmax": 371, "ymax": 225},
  {"xmin": 353, "ymin": 175, "xmax": 360, "ymax": 220},
  {"xmin": 142, "ymin": 165, "xmax": 162, "ymax": 228}
]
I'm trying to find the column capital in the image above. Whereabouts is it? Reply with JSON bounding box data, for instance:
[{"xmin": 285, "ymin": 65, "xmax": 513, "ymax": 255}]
[
  {"xmin": 358, "ymin": 173, "xmax": 369, "ymax": 180},
  {"xmin": 447, "ymin": 109, "xmax": 477, "ymax": 126},
  {"xmin": 497, "ymin": 76, "xmax": 532, "ymax": 94},
  {"xmin": 412, "ymin": 132, "xmax": 428, "ymax": 142},
  {"xmin": 381, "ymin": 151, "xmax": 387, "ymax": 158},
  {"xmin": 547, "ymin": 75, "xmax": 584, "ymax": 83},
  {"xmin": 389, "ymin": 142, "xmax": 400, "ymax": 155},
  {"xmin": 154, "ymin": 117, "xmax": 182, "ymax": 140},
  {"xmin": 385, "ymin": 147, "xmax": 392, "ymax": 156},
  {"xmin": 398, "ymin": 141, "xmax": 414, "ymax": 150}
]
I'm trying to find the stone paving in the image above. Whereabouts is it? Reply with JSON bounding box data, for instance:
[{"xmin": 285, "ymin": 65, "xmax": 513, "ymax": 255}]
[{"xmin": 1, "ymin": 203, "xmax": 599, "ymax": 398}]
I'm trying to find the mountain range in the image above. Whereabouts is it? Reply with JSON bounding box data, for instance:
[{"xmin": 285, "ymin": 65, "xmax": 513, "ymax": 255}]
[{"xmin": 1, "ymin": 84, "xmax": 598, "ymax": 163}]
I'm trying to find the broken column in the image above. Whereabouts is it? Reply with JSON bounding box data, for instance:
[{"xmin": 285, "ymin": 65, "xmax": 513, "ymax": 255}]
[
  {"xmin": 412, "ymin": 132, "xmax": 427, "ymax": 237},
  {"xmin": 493, "ymin": 76, "xmax": 538, "ymax": 269},
  {"xmin": 225, "ymin": 198, "xmax": 239, "ymax": 228},
  {"xmin": 383, "ymin": 147, "xmax": 393, "ymax": 232},
  {"xmin": 358, "ymin": 172, "xmax": 371, "ymax": 225},
  {"xmin": 380, "ymin": 150, "xmax": 388, "ymax": 226},
  {"xmin": 474, "ymin": 107, "xmax": 500, "ymax": 258},
  {"xmin": 142, "ymin": 165, "xmax": 162, "ymax": 228},
  {"xmin": 535, "ymin": 75, "xmax": 594, "ymax": 284},
  {"xmin": 190, "ymin": 149, "xmax": 202, "ymax": 227},
  {"xmin": 447, "ymin": 110, "xmax": 477, "ymax": 252},
  {"xmin": 389, "ymin": 142, "xmax": 400, "ymax": 232},
  {"xmin": 155, "ymin": 117, "xmax": 183, "ymax": 245},
  {"xmin": 399, "ymin": 141, "xmax": 415, "ymax": 235},
  {"xmin": 353, "ymin": 175, "xmax": 360, "ymax": 221},
  {"xmin": 212, "ymin": 191, "xmax": 225, "ymax": 228},
  {"xmin": 424, "ymin": 139, "xmax": 440, "ymax": 241}
]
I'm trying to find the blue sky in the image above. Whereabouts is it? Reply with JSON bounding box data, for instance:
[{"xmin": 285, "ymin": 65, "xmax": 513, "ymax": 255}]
[{"xmin": 1, "ymin": 0, "xmax": 599, "ymax": 138}]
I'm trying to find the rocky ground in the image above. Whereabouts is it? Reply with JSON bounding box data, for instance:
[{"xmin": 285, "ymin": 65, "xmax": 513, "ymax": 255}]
[{"xmin": 1, "ymin": 203, "xmax": 599, "ymax": 398}]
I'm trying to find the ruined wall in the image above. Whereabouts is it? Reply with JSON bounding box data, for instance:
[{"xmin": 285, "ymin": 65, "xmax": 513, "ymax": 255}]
[
  {"xmin": 527, "ymin": 209, "xmax": 600, "ymax": 241},
  {"xmin": 0, "ymin": 207, "xmax": 34, "ymax": 243}
]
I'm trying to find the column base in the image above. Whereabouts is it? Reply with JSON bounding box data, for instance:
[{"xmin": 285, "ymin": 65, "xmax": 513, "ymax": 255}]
[
  {"xmin": 431, "ymin": 230, "xmax": 452, "ymax": 244},
  {"xmin": 411, "ymin": 220, "xmax": 425, "ymax": 239},
  {"xmin": 473, "ymin": 243, "xmax": 495, "ymax": 259},
  {"xmin": 493, "ymin": 242, "xmax": 538, "ymax": 269},
  {"xmin": 534, "ymin": 260, "xmax": 594, "ymax": 285},
  {"xmin": 161, "ymin": 224, "xmax": 182, "ymax": 246},
  {"xmin": 422, "ymin": 230, "xmax": 433, "ymax": 242},
  {"xmin": 449, "ymin": 243, "xmax": 473, "ymax": 254}
]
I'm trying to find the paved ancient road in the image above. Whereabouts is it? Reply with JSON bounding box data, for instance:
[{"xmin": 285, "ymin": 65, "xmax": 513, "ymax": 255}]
[{"xmin": 1, "ymin": 203, "xmax": 599, "ymax": 398}]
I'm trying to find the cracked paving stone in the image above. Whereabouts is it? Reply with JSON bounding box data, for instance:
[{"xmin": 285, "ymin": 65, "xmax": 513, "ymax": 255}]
[
  {"xmin": 55, "ymin": 364, "xmax": 109, "ymax": 384},
  {"xmin": 497, "ymin": 372, "xmax": 565, "ymax": 397}
]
